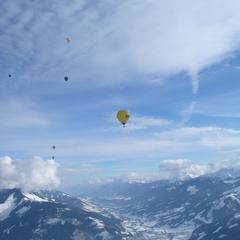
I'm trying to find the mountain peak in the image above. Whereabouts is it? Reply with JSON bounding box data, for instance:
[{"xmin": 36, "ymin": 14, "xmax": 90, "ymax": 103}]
[{"xmin": 0, "ymin": 188, "xmax": 125, "ymax": 240}]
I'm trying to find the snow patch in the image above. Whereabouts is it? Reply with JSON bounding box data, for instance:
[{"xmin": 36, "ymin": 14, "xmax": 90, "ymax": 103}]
[
  {"xmin": 3, "ymin": 224, "xmax": 15, "ymax": 235},
  {"xmin": 197, "ymin": 232, "xmax": 207, "ymax": 240},
  {"xmin": 228, "ymin": 223, "xmax": 238, "ymax": 229},
  {"xmin": 219, "ymin": 234, "xmax": 227, "ymax": 239},
  {"xmin": 45, "ymin": 218, "xmax": 65, "ymax": 225},
  {"xmin": 213, "ymin": 226, "xmax": 222, "ymax": 233},
  {"xmin": 16, "ymin": 206, "xmax": 31, "ymax": 216},
  {"xmin": 97, "ymin": 231, "xmax": 112, "ymax": 239},
  {"xmin": 23, "ymin": 193, "xmax": 48, "ymax": 202},
  {"xmin": 0, "ymin": 194, "xmax": 16, "ymax": 221},
  {"xmin": 82, "ymin": 200, "xmax": 101, "ymax": 213},
  {"xmin": 89, "ymin": 217, "xmax": 105, "ymax": 229},
  {"xmin": 187, "ymin": 185, "xmax": 198, "ymax": 195}
]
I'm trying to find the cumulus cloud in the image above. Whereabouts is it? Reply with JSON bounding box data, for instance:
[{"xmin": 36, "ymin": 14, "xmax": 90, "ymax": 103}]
[
  {"xmin": 159, "ymin": 159, "xmax": 211, "ymax": 179},
  {"xmin": 0, "ymin": 157, "xmax": 18, "ymax": 189},
  {"xmin": 159, "ymin": 156, "xmax": 240, "ymax": 181},
  {"xmin": 0, "ymin": 156, "xmax": 60, "ymax": 191},
  {"xmin": 87, "ymin": 157, "xmax": 240, "ymax": 184},
  {"xmin": 87, "ymin": 155, "xmax": 240, "ymax": 184}
]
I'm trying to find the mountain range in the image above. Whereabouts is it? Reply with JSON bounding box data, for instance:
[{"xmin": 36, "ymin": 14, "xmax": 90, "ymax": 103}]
[
  {"xmin": 0, "ymin": 188, "xmax": 127, "ymax": 240},
  {"xmin": 2, "ymin": 169, "xmax": 240, "ymax": 239},
  {"xmin": 81, "ymin": 170, "xmax": 240, "ymax": 239}
]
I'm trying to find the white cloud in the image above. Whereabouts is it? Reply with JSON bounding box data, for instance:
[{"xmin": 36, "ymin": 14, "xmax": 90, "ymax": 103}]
[
  {"xmin": 0, "ymin": 157, "xmax": 18, "ymax": 189},
  {"xmin": 62, "ymin": 165, "xmax": 102, "ymax": 175},
  {"xmin": 180, "ymin": 101, "xmax": 196, "ymax": 125},
  {"xmin": 86, "ymin": 155, "xmax": 240, "ymax": 184},
  {"xmin": 2, "ymin": 126, "xmax": 240, "ymax": 162},
  {"xmin": 126, "ymin": 116, "xmax": 172, "ymax": 130},
  {"xmin": 2, "ymin": 0, "xmax": 240, "ymax": 92},
  {"xmin": 190, "ymin": 73, "xmax": 199, "ymax": 95},
  {"xmin": 159, "ymin": 159, "xmax": 211, "ymax": 179},
  {"xmin": 159, "ymin": 155, "xmax": 240, "ymax": 180},
  {"xmin": 109, "ymin": 114, "xmax": 172, "ymax": 131},
  {"xmin": 126, "ymin": 171, "xmax": 161, "ymax": 183},
  {"xmin": 0, "ymin": 156, "xmax": 60, "ymax": 191}
]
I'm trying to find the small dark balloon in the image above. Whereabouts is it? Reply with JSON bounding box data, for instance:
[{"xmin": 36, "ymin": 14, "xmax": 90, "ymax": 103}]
[
  {"xmin": 8, "ymin": 74, "xmax": 11, "ymax": 78},
  {"xmin": 52, "ymin": 145, "xmax": 56, "ymax": 150},
  {"xmin": 64, "ymin": 76, "xmax": 69, "ymax": 81},
  {"xmin": 65, "ymin": 37, "xmax": 70, "ymax": 43}
]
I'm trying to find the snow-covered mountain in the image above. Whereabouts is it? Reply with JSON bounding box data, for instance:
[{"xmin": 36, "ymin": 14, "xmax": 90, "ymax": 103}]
[
  {"xmin": 81, "ymin": 176, "xmax": 240, "ymax": 239},
  {"xmin": 0, "ymin": 189, "xmax": 127, "ymax": 240},
  {"xmin": 2, "ymin": 173, "xmax": 240, "ymax": 240}
]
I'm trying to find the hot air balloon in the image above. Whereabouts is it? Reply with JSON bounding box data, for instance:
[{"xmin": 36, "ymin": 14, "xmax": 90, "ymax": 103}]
[
  {"xmin": 117, "ymin": 110, "xmax": 130, "ymax": 127},
  {"xmin": 65, "ymin": 37, "xmax": 70, "ymax": 43},
  {"xmin": 52, "ymin": 146, "xmax": 56, "ymax": 160},
  {"xmin": 8, "ymin": 74, "xmax": 11, "ymax": 78},
  {"xmin": 64, "ymin": 76, "xmax": 68, "ymax": 82}
]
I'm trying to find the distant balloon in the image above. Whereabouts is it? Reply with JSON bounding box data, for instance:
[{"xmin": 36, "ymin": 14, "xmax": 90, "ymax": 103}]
[
  {"xmin": 52, "ymin": 146, "xmax": 56, "ymax": 160},
  {"xmin": 117, "ymin": 110, "xmax": 130, "ymax": 127},
  {"xmin": 64, "ymin": 76, "xmax": 69, "ymax": 82},
  {"xmin": 8, "ymin": 74, "xmax": 11, "ymax": 78},
  {"xmin": 65, "ymin": 37, "xmax": 70, "ymax": 43}
]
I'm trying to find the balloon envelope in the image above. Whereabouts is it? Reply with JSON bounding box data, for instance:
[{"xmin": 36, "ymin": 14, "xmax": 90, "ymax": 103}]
[{"xmin": 117, "ymin": 110, "xmax": 130, "ymax": 126}]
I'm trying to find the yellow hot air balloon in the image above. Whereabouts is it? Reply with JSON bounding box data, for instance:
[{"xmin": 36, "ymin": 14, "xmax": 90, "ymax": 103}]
[{"xmin": 117, "ymin": 110, "xmax": 130, "ymax": 127}]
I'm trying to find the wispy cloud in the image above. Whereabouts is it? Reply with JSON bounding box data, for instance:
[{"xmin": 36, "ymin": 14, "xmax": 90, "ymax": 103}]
[
  {"xmin": 62, "ymin": 165, "xmax": 102, "ymax": 175},
  {"xmin": 108, "ymin": 114, "xmax": 172, "ymax": 131},
  {"xmin": 1, "ymin": 0, "xmax": 240, "ymax": 92},
  {"xmin": 0, "ymin": 98, "xmax": 49, "ymax": 130},
  {"xmin": 180, "ymin": 101, "xmax": 196, "ymax": 125},
  {"xmin": 126, "ymin": 116, "xmax": 172, "ymax": 131},
  {"xmin": 2, "ymin": 126, "xmax": 239, "ymax": 162},
  {"xmin": 2, "ymin": 1, "xmax": 240, "ymax": 184}
]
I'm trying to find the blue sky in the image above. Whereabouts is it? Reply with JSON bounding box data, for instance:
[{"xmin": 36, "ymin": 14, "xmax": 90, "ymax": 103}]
[{"xmin": 2, "ymin": 0, "xmax": 240, "ymax": 188}]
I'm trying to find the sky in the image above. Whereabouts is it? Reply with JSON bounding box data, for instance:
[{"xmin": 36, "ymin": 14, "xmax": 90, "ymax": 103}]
[{"xmin": 2, "ymin": 0, "xmax": 240, "ymax": 190}]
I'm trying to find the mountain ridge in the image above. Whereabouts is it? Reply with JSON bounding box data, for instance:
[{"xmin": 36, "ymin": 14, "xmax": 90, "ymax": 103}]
[{"xmin": 0, "ymin": 188, "xmax": 126, "ymax": 240}]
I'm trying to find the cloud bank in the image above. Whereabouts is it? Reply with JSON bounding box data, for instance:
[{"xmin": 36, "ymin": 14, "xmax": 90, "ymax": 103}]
[
  {"xmin": 0, "ymin": 156, "xmax": 60, "ymax": 191},
  {"xmin": 160, "ymin": 159, "xmax": 210, "ymax": 179},
  {"xmin": 159, "ymin": 155, "xmax": 240, "ymax": 180}
]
